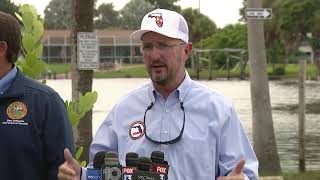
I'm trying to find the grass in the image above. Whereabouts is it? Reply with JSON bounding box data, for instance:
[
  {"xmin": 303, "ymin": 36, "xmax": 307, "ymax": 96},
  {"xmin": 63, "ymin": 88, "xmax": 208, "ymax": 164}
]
[
  {"xmin": 283, "ymin": 171, "xmax": 320, "ymax": 180},
  {"xmin": 47, "ymin": 63, "xmax": 71, "ymax": 74},
  {"xmin": 47, "ymin": 63, "xmax": 319, "ymax": 80}
]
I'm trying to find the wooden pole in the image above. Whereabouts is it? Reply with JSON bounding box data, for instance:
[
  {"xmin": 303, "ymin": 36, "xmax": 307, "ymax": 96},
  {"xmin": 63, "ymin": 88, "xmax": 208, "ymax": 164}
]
[
  {"xmin": 208, "ymin": 52, "xmax": 213, "ymax": 80},
  {"xmin": 298, "ymin": 58, "xmax": 306, "ymax": 172}
]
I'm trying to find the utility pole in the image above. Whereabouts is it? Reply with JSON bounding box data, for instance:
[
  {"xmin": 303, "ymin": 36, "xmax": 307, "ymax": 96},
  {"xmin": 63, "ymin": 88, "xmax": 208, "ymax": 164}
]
[{"xmin": 246, "ymin": 0, "xmax": 281, "ymax": 175}]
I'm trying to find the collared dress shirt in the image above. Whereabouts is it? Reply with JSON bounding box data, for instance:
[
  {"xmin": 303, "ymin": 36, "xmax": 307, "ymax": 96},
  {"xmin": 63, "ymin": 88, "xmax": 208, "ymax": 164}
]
[
  {"xmin": 0, "ymin": 66, "xmax": 17, "ymax": 94},
  {"xmin": 83, "ymin": 72, "xmax": 258, "ymax": 180}
]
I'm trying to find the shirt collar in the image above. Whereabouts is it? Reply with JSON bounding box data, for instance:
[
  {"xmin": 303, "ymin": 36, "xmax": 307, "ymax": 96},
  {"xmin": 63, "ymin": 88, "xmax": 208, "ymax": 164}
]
[
  {"xmin": 0, "ymin": 66, "xmax": 17, "ymax": 94},
  {"xmin": 148, "ymin": 70, "xmax": 193, "ymax": 103}
]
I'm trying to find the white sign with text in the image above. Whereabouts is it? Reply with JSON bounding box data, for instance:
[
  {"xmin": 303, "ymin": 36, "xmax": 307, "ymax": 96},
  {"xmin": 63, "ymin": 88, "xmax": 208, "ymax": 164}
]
[{"xmin": 77, "ymin": 32, "xmax": 99, "ymax": 70}]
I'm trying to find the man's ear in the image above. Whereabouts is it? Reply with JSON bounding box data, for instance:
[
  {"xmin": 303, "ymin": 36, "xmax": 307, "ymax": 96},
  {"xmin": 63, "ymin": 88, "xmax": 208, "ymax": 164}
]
[
  {"xmin": 183, "ymin": 42, "xmax": 193, "ymax": 62},
  {"xmin": 0, "ymin": 41, "xmax": 8, "ymax": 57}
]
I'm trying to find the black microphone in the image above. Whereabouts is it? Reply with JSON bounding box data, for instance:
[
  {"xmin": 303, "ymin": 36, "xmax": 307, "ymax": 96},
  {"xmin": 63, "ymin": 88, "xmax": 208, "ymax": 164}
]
[
  {"xmin": 122, "ymin": 152, "xmax": 139, "ymax": 180},
  {"xmin": 132, "ymin": 157, "xmax": 160, "ymax": 180},
  {"xmin": 93, "ymin": 151, "xmax": 106, "ymax": 169},
  {"xmin": 101, "ymin": 151, "xmax": 122, "ymax": 180},
  {"xmin": 150, "ymin": 151, "xmax": 169, "ymax": 180},
  {"xmin": 86, "ymin": 151, "xmax": 105, "ymax": 180}
]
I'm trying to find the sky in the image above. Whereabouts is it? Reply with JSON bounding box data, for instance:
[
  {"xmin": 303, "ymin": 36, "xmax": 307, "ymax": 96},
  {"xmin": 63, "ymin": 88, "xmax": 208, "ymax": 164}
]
[{"xmin": 11, "ymin": 0, "xmax": 243, "ymax": 28}]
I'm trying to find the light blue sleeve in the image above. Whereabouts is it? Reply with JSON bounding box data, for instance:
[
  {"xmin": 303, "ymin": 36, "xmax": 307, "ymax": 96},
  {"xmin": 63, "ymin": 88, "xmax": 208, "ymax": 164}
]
[
  {"xmin": 88, "ymin": 105, "xmax": 119, "ymax": 167},
  {"xmin": 218, "ymin": 104, "xmax": 259, "ymax": 179}
]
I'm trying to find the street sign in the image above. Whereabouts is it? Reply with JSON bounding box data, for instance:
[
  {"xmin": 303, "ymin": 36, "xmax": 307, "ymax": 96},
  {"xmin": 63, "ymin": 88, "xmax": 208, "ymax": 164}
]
[
  {"xmin": 77, "ymin": 32, "xmax": 99, "ymax": 70},
  {"xmin": 245, "ymin": 8, "xmax": 272, "ymax": 19}
]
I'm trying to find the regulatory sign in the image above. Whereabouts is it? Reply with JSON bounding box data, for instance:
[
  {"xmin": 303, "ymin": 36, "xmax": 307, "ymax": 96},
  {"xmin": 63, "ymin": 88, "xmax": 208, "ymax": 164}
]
[
  {"xmin": 245, "ymin": 8, "xmax": 272, "ymax": 19},
  {"xmin": 77, "ymin": 32, "xmax": 99, "ymax": 70}
]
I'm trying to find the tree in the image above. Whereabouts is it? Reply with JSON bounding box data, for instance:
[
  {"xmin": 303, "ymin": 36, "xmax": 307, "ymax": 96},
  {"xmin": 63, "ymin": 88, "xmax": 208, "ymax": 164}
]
[
  {"xmin": 311, "ymin": 8, "xmax": 320, "ymax": 80},
  {"xmin": 181, "ymin": 8, "xmax": 217, "ymax": 44},
  {"xmin": 247, "ymin": 0, "xmax": 281, "ymax": 175},
  {"xmin": 44, "ymin": 0, "xmax": 72, "ymax": 29},
  {"xmin": 0, "ymin": 0, "xmax": 19, "ymax": 17},
  {"xmin": 145, "ymin": 0, "xmax": 181, "ymax": 12},
  {"xmin": 71, "ymin": 0, "xmax": 94, "ymax": 162},
  {"xmin": 119, "ymin": 0, "xmax": 153, "ymax": 29},
  {"xmin": 94, "ymin": 3, "xmax": 120, "ymax": 29},
  {"xmin": 199, "ymin": 24, "xmax": 247, "ymax": 67}
]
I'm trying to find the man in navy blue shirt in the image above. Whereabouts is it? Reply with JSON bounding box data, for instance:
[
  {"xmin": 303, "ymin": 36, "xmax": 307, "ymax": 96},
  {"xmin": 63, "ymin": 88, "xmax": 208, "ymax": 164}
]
[{"xmin": 0, "ymin": 11, "xmax": 75, "ymax": 180}]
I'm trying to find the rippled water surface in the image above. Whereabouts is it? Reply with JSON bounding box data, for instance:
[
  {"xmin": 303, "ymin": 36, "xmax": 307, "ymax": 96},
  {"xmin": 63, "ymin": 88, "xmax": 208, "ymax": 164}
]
[{"xmin": 47, "ymin": 79, "xmax": 320, "ymax": 172}]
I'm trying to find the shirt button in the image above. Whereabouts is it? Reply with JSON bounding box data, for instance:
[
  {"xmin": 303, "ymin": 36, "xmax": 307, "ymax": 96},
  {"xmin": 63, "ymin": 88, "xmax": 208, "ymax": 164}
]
[
  {"xmin": 165, "ymin": 109, "xmax": 169, "ymax": 113},
  {"xmin": 163, "ymin": 131, "xmax": 168, "ymax": 134}
]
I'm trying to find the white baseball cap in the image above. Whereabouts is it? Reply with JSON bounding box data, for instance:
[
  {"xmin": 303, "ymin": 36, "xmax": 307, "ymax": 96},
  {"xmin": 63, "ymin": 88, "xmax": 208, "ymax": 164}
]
[{"xmin": 130, "ymin": 9, "xmax": 189, "ymax": 43}]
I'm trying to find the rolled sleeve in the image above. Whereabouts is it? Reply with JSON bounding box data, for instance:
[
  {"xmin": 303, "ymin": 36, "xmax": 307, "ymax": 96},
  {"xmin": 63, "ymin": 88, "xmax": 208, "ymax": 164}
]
[{"xmin": 218, "ymin": 104, "xmax": 259, "ymax": 179}]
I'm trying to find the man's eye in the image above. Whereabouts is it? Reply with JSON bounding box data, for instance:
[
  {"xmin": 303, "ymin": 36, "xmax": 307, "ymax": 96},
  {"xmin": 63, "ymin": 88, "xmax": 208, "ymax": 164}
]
[
  {"xmin": 158, "ymin": 43, "xmax": 169, "ymax": 49},
  {"xmin": 142, "ymin": 45, "xmax": 152, "ymax": 50}
]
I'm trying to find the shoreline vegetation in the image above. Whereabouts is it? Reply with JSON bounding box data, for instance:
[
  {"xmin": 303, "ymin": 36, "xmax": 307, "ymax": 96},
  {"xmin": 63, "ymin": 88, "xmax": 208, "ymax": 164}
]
[{"xmin": 46, "ymin": 63, "xmax": 319, "ymax": 80}]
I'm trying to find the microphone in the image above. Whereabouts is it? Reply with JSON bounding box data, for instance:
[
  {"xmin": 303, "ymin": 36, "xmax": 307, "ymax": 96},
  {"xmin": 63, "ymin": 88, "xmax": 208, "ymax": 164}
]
[
  {"xmin": 122, "ymin": 152, "xmax": 139, "ymax": 180},
  {"xmin": 132, "ymin": 157, "xmax": 160, "ymax": 180},
  {"xmin": 101, "ymin": 152, "xmax": 122, "ymax": 180},
  {"xmin": 86, "ymin": 151, "xmax": 105, "ymax": 180},
  {"xmin": 150, "ymin": 151, "xmax": 169, "ymax": 180}
]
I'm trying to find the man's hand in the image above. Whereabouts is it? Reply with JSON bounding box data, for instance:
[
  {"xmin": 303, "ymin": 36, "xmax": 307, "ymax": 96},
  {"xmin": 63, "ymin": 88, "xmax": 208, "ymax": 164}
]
[
  {"xmin": 217, "ymin": 159, "xmax": 246, "ymax": 180},
  {"xmin": 58, "ymin": 148, "xmax": 81, "ymax": 180}
]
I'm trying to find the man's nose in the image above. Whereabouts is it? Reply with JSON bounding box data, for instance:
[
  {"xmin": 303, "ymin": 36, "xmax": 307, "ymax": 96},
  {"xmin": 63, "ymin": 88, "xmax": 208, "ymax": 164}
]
[{"xmin": 149, "ymin": 46, "xmax": 162, "ymax": 59}]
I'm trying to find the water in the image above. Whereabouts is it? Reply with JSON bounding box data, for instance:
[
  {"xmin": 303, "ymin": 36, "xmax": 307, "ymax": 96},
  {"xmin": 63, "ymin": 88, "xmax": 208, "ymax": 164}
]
[{"xmin": 46, "ymin": 79, "xmax": 320, "ymax": 172}]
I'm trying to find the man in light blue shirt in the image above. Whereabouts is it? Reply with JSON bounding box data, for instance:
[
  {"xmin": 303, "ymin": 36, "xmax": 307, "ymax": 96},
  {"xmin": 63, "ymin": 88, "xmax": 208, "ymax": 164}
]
[{"xmin": 58, "ymin": 9, "xmax": 258, "ymax": 180}]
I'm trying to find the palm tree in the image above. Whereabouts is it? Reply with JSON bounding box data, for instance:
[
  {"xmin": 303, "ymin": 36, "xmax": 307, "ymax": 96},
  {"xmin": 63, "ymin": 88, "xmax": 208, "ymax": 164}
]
[{"xmin": 247, "ymin": 0, "xmax": 281, "ymax": 175}]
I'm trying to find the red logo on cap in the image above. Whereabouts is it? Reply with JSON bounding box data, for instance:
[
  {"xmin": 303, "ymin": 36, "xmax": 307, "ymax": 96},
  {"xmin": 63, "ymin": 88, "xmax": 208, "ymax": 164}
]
[{"xmin": 148, "ymin": 13, "xmax": 163, "ymax": 27}]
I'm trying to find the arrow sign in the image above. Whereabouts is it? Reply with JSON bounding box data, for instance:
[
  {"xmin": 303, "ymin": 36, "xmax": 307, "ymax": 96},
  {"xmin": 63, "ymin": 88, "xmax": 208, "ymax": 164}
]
[{"xmin": 245, "ymin": 8, "xmax": 272, "ymax": 19}]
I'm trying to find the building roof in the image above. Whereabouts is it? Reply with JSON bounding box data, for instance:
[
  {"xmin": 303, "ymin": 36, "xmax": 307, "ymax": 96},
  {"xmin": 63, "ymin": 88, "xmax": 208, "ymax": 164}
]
[{"xmin": 42, "ymin": 29, "xmax": 141, "ymax": 45}]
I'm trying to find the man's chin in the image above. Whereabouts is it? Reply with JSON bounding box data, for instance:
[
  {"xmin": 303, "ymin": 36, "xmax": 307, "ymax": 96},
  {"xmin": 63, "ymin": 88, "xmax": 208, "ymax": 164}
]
[{"xmin": 151, "ymin": 75, "xmax": 168, "ymax": 85}]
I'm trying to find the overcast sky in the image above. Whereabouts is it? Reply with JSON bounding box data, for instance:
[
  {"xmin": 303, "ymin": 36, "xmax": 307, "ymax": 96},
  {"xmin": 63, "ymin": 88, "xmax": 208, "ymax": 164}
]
[{"xmin": 11, "ymin": 0, "xmax": 243, "ymax": 28}]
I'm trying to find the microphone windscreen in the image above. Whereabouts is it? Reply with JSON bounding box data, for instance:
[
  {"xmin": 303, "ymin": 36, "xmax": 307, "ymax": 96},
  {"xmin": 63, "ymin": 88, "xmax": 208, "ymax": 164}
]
[
  {"xmin": 105, "ymin": 151, "xmax": 119, "ymax": 166},
  {"xmin": 137, "ymin": 157, "xmax": 152, "ymax": 171},
  {"xmin": 93, "ymin": 151, "xmax": 106, "ymax": 169},
  {"xmin": 126, "ymin": 152, "xmax": 139, "ymax": 167},
  {"xmin": 151, "ymin": 151, "xmax": 164, "ymax": 163}
]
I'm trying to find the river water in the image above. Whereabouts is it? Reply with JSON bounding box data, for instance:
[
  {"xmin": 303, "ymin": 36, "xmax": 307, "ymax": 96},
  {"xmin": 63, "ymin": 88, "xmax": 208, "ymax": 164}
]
[{"xmin": 46, "ymin": 79, "xmax": 320, "ymax": 172}]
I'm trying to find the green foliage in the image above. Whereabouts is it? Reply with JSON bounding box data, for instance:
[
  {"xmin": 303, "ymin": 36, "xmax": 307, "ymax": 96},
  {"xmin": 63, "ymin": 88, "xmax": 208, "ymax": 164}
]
[
  {"xmin": 44, "ymin": 0, "xmax": 72, "ymax": 29},
  {"xmin": 283, "ymin": 171, "xmax": 320, "ymax": 180},
  {"xmin": 65, "ymin": 91, "xmax": 98, "ymax": 128},
  {"xmin": 94, "ymin": 3, "xmax": 119, "ymax": 29},
  {"xmin": 145, "ymin": 0, "xmax": 181, "ymax": 12},
  {"xmin": 181, "ymin": 8, "xmax": 217, "ymax": 44},
  {"xmin": 0, "ymin": 0, "xmax": 20, "ymax": 17},
  {"xmin": 76, "ymin": 146, "xmax": 86, "ymax": 167},
  {"xmin": 119, "ymin": 0, "xmax": 153, "ymax": 29},
  {"xmin": 198, "ymin": 24, "xmax": 247, "ymax": 67},
  {"xmin": 15, "ymin": 4, "xmax": 47, "ymax": 79},
  {"xmin": 270, "ymin": 66, "xmax": 286, "ymax": 76},
  {"xmin": 18, "ymin": 4, "xmax": 98, "ymax": 166}
]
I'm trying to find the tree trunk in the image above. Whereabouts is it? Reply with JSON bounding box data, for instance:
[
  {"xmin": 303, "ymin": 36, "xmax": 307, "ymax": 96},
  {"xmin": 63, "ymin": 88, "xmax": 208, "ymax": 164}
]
[
  {"xmin": 71, "ymin": 0, "xmax": 94, "ymax": 162},
  {"xmin": 247, "ymin": 0, "xmax": 282, "ymax": 175}
]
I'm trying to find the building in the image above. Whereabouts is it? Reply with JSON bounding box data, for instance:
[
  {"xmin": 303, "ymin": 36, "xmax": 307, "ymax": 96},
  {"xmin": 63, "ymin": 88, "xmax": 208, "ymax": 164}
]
[{"xmin": 42, "ymin": 29, "xmax": 142, "ymax": 68}]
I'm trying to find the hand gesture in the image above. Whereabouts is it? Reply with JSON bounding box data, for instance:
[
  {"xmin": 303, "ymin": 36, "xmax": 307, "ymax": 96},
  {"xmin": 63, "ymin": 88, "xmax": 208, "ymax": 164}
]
[
  {"xmin": 58, "ymin": 148, "xmax": 81, "ymax": 180},
  {"xmin": 217, "ymin": 159, "xmax": 246, "ymax": 180}
]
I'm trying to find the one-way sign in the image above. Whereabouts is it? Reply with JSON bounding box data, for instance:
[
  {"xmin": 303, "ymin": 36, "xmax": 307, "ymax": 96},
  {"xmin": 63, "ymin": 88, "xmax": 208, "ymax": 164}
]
[{"xmin": 245, "ymin": 8, "xmax": 272, "ymax": 19}]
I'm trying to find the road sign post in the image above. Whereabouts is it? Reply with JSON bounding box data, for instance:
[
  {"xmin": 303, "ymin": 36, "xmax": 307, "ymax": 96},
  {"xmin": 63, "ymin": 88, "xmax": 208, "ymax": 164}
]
[{"xmin": 245, "ymin": 8, "xmax": 272, "ymax": 19}]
